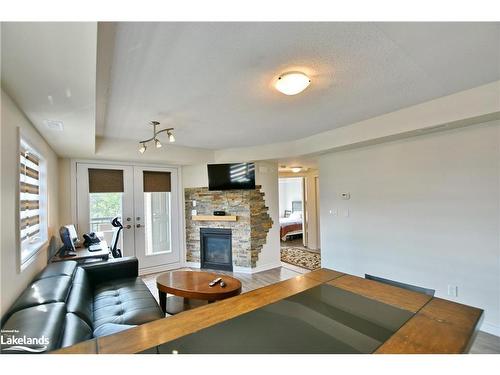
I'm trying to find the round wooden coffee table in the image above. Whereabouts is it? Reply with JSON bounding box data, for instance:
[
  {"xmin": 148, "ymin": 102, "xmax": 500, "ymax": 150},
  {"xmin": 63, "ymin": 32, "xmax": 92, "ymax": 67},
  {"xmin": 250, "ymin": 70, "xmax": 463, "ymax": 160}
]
[{"xmin": 156, "ymin": 270, "xmax": 242, "ymax": 314}]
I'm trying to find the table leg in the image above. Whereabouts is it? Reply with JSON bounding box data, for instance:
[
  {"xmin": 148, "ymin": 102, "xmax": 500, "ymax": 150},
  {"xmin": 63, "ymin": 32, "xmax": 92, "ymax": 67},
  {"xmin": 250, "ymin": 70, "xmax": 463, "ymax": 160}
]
[{"xmin": 159, "ymin": 290, "xmax": 167, "ymax": 314}]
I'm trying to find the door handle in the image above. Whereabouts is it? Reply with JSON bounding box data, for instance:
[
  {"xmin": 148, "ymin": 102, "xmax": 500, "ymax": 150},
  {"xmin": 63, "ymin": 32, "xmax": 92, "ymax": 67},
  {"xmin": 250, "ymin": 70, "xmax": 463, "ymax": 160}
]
[{"xmin": 136, "ymin": 224, "xmax": 142, "ymax": 228}]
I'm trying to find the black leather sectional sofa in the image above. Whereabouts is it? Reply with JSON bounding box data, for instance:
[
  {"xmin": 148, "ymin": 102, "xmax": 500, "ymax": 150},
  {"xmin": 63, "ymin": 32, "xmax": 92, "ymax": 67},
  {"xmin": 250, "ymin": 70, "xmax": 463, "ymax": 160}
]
[{"xmin": 1, "ymin": 257, "xmax": 164, "ymax": 353}]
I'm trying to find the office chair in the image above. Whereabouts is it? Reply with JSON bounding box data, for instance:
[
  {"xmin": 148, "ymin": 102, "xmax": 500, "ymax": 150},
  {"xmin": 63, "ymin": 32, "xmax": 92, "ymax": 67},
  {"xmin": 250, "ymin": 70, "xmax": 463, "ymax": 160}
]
[{"xmin": 110, "ymin": 217, "xmax": 123, "ymax": 258}]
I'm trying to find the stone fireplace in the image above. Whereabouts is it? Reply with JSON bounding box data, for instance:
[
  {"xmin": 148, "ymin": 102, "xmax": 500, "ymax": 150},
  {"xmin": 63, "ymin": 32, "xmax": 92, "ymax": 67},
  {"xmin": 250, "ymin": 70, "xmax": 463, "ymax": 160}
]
[
  {"xmin": 200, "ymin": 228, "xmax": 232, "ymax": 271},
  {"xmin": 185, "ymin": 186, "xmax": 273, "ymax": 269}
]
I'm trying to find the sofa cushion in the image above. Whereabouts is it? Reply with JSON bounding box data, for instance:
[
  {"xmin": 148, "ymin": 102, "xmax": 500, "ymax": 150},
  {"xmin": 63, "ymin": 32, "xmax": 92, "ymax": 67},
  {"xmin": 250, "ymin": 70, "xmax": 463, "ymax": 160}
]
[
  {"xmin": 66, "ymin": 268, "xmax": 93, "ymax": 326},
  {"xmin": 34, "ymin": 261, "xmax": 77, "ymax": 281},
  {"xmin": 93, "ymin": 277, "xmax": 164, "ymax": 329},
  {"xmin": 1, "ymin": 303, "xmax": 66, "ymax": 353},
  {"xmin": 60, "ymin": 313, "xmax": 93, "ymax": 348},
  {"xmin": 5, "ymin": 276, "xmax": 72, "ymax": 321},
  {"xmin": 93, "ymin": 323, "xmax": 136, "ymax": 338}
]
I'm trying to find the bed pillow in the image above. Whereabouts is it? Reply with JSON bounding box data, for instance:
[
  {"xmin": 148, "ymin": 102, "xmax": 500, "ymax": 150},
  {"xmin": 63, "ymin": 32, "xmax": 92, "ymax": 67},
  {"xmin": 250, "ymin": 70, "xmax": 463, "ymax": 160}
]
[{"xmin": 289, "ymin": 211, "xmax": 302, "ymax": 220}]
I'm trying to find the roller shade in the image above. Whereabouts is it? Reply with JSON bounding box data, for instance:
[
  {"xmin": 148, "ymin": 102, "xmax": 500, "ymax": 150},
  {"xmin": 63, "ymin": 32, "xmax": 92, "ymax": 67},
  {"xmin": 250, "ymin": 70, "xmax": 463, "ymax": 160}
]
[
  {"xmin": 88, "ymin": 169, "xmax": 124, "ymax": 193},
  {"xmin": 20, "ymin": 148, "xmax": 41, "ymax": 242},
  {"xmin": 143, "ymin": 171, "xmax": 171, "ymax": 192}
]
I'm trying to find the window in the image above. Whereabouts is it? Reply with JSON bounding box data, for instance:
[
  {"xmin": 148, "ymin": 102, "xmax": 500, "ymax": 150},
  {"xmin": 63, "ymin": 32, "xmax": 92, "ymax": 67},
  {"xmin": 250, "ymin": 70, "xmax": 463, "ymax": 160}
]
[{"xmin": 19, "ymin": 138, "xmax": 47, "ymax": 267}]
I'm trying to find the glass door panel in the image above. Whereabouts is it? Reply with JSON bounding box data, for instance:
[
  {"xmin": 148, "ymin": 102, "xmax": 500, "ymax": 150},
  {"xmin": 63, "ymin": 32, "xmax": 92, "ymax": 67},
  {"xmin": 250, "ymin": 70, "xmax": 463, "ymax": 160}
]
[
  {"xmin": 144, "ymin": 191, "xmax": 171, "ymax": 255},
  {"xmin": 76, "ymin": 163, "xmax": 135, "ymax": 258},
  {"xmin": 89, "ymin": 192, "xmax": 123, "ymax": 248}
]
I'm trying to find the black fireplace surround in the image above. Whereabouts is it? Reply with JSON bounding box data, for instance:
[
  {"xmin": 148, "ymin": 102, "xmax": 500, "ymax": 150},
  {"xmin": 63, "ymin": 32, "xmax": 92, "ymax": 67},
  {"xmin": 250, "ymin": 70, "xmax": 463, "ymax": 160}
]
[{"xmin": 200, "ymin": 228, "xmax": 233, "ymax": 271}]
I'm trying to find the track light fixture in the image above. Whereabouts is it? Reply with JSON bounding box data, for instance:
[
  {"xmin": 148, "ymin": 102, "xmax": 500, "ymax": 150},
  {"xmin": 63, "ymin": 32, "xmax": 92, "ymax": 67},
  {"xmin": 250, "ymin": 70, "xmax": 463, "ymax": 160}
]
[{"xmin": 138, "ymin": 121, "xmax": 175, "ymax": 154}]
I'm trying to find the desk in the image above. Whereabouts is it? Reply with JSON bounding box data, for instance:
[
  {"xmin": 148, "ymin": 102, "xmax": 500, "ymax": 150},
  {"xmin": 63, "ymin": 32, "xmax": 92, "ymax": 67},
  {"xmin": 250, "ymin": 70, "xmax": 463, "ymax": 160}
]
[
  {"xmin": 54, "ymin": 268, "xmax": 483, "ymax": 354},
  {"xmin": 51, "ymin": 241, "xmax": 109, "ymax": 263}
]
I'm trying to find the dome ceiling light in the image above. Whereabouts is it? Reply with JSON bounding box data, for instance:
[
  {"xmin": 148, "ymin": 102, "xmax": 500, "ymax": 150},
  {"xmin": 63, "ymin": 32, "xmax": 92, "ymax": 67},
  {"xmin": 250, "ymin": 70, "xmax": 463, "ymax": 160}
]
[
  {"xmin": 138, "ymin": 121, "xmax": 175, "ymax": 154},
  {"xmin": 274, "ymin": 72, "xmax": 311, "ymax": 96}
]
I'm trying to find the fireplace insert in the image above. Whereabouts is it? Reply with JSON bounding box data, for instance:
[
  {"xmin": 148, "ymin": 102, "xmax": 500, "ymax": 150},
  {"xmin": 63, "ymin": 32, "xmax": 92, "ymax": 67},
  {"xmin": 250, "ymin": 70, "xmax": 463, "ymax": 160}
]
[{"xmin": 200, "ymin": 228, "xmax": 233, "ymax": 271}]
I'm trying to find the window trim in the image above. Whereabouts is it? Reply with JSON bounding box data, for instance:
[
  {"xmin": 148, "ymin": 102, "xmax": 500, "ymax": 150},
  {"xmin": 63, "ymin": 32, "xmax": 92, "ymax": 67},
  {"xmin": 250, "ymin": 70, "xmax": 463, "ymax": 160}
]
[{"xmin": 18, "ymin": 131, "xmax": 48, "ymax": 271}]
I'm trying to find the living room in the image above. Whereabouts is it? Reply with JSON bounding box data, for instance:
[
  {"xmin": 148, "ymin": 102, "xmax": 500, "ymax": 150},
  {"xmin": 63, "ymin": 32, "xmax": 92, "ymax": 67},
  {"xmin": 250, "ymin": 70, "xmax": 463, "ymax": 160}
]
[{"xmin": 1, "ymin": 1, "xmax": 499, "ymax": 372}]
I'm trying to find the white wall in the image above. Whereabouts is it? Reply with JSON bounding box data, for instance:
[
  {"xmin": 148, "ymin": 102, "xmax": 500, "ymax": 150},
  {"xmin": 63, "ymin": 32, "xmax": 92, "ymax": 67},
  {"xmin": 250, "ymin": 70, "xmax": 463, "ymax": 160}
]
[
  {"xmin": 278, "ymin": 177, "xmax": 303, "ymax": 217},
  {"xmin": 182, "ymin": 164, "xmax": 209, "ymax": 189},
  {"xmin": 319, "ymin": 121, "xmax": 500, "ymax": 335},
  {"xmin": 255, "ymin": 162, "xmax": 281, "ymax": 271},
  {"xmin": 1, "ymin": 89, "xmax": 60, "ymax": 316}
]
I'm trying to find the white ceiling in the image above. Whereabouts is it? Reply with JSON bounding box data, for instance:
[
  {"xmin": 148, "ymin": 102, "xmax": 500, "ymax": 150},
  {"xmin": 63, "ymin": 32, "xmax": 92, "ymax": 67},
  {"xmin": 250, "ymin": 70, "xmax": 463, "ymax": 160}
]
[
  {"xmin": 2, "ymin": 22, "xmax": 499, "ymax": 158},
  {"xmin": 101, "ymin": 22, "xmax": 500, "ymax": 149},
  {"xmin": 1, "ymin": 22, "xmax": 98, "ymax": 157}
]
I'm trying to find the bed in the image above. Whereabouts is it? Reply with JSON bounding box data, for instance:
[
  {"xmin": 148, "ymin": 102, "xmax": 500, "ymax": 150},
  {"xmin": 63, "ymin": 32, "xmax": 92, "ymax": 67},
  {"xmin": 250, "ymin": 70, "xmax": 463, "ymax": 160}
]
[{"xmin": 280, "ymin": 201, "xmax": 303, "ymax": 241}]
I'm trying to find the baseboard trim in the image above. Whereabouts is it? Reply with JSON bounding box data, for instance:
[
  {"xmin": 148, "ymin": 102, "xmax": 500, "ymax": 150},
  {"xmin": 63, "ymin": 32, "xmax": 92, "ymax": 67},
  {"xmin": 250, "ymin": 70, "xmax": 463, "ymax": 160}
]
[
  {"xmin": 252, "ymin": 261, "xmax": 283, "ymax": 273},
  {"xmin": 183, "ymin": 261, "xmax": 282, "ymax": 274},
  {"xmin": 233, "ymin": 261, "xmax": 282, "ymax": 274},
  {"xmin": 480, "ymin": 322, "xmax": 500, "ymax": 337},
  {"xmin": 139, "ymin": 262, "xmax": 182, "ymax": 276}
]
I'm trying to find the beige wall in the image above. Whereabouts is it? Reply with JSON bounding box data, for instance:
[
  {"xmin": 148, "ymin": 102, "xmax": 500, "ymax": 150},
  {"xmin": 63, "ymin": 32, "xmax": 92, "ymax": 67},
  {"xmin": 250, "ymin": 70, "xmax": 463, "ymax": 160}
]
[
  {"xmin": 1, "ymin": 89, "xmax": 60, "ymax": 316},
  {"xmin": 58, "ymin": 158, "xmax": 73, "ymax": 226},
  {"xmin": 319, "ymin": 121, "xmax": 500, "ymax": 335}
]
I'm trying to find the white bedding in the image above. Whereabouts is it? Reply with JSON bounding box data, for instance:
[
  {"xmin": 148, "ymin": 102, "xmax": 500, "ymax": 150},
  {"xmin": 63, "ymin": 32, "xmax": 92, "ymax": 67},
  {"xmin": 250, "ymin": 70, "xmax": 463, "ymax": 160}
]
[{"xmin": 279, "ymin": 216, "xmax": 302, "ymax": 227}]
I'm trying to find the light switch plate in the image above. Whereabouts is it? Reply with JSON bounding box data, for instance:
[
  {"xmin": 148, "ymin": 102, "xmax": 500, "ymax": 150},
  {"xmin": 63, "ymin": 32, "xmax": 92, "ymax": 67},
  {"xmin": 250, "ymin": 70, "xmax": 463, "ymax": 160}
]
[{"xmin": 447, "ymin": 285, "xmax": 458, "ymax": 297}]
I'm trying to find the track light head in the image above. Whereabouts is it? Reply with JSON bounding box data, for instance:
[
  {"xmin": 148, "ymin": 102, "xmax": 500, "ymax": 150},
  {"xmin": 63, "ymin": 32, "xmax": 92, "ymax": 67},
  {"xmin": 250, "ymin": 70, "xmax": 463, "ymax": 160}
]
[
  {"xmin": 139, "ymin": 143, "xmax": 147, "ymax": 154},
  {"xmin": 168, "ymin": 131, "xmax": 175, "ymax": 143}
]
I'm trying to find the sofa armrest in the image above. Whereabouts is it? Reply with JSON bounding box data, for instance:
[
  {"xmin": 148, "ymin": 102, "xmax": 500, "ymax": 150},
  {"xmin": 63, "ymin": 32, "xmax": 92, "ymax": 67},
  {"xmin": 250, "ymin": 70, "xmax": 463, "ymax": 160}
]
[{"xmin": 81, "ymin": 257, "xmax": 138, "ymax": 286}]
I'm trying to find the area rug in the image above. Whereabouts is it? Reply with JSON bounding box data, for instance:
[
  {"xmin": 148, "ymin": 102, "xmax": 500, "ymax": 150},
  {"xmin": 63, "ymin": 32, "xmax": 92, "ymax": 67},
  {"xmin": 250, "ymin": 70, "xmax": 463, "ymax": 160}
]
[{"xmin": 280, "ymin": 247, "xmax": 321, "ymax": 270}]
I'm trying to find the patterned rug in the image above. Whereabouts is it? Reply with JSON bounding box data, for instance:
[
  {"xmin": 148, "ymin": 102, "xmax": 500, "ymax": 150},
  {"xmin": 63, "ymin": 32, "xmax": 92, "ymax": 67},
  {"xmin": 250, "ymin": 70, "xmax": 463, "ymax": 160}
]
[{"xmin": 280, "ymin": 247, "xmax": 321, "ymax": 270}]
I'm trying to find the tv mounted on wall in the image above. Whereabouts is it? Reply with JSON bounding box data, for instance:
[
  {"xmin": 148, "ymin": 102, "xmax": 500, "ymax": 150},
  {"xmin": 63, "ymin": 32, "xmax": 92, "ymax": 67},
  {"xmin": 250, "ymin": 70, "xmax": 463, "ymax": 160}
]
[{"xmin": 207, "ymin": 163, "xmax": 256, "ymax": 191}]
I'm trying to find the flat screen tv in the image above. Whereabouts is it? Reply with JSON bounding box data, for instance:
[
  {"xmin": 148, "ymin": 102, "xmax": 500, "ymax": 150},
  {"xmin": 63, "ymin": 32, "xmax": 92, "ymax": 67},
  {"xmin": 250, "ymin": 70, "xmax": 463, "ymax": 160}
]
[{"xmin": 208, "ymin": 163, "xmax": 256, "ymax": 191}]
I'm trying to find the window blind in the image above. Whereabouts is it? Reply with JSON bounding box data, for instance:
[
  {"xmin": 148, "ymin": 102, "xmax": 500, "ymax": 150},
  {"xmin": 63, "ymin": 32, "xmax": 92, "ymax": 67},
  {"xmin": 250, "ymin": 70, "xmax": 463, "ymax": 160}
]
[
  {"xmin": 143, "ymin": 171, "xmax": 171, "ymax": 192},
  {"xmin": 88, "ymin": 169, "xmax": 124, "ymax": 193},
  {"xmin": 20, "ymin": 148, "xmax": 41, "ymax": 243}
]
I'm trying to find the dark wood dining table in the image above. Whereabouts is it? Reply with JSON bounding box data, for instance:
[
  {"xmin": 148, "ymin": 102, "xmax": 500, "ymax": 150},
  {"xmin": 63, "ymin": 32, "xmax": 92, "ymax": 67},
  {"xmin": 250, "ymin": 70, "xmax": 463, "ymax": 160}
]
[{"xmin": 55, "ymin": 268, "xmax": 483, "ymax": 354}]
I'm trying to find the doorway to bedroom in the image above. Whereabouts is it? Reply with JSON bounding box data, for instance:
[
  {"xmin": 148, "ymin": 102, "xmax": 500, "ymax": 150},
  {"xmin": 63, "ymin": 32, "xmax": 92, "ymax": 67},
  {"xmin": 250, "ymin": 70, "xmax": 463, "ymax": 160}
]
[{"xmin": 278, "ymin": 175, "xmax": 321, "ymax": 271}]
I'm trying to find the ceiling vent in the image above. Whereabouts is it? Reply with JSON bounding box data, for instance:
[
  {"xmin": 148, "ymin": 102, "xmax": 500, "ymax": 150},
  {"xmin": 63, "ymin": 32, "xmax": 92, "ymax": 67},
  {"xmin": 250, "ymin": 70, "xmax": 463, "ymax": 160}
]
[{"xmin": 44, "ymin": 120, "xmax": 64, "ymax": 131}]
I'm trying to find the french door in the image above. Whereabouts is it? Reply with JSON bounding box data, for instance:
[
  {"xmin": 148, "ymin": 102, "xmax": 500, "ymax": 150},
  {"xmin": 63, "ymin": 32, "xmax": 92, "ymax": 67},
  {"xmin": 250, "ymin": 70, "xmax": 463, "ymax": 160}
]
[{"xmin": 76, "ymin": 162, "xmax": 181, "ymax": 271}]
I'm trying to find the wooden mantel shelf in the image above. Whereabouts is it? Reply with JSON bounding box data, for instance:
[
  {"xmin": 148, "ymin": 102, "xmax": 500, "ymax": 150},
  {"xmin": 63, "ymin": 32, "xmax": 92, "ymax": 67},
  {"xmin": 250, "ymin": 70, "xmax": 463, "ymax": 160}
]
[{"xmin": 192, "ymin": 215, "xmax": 237, "ymax": 222}]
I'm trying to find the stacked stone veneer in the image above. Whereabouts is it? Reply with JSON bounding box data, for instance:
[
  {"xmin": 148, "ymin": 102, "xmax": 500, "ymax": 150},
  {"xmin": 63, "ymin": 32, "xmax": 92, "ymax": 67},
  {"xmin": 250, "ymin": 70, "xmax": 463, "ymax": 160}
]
[{"xmin": 185, "ymin": 185, "xmax": 273, "ymax": 268}]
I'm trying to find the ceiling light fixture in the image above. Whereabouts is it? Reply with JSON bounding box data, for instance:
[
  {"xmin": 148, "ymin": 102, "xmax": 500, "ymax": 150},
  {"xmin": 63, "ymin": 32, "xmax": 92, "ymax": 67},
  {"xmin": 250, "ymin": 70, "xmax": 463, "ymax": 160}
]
[
  {"xmin": 275, "ymin": 72, "xmax": 311, "ymax": 95},
  {"xmin": 291, "ymin": 167, "xmax": 302, "ymax": 173},
  {"xmin": 138, "ymin": 121, "xmax": 175, "ymax": 154}
]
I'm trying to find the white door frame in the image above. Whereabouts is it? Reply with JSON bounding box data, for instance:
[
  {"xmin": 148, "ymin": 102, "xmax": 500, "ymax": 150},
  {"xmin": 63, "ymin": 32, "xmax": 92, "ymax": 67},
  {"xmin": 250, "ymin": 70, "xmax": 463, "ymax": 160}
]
[
  {"xmin": 133, "ymin": 165, "xmax": 181, "ymax": 269},
  {"xmin": 71, "ymin": 159, "xmax": 185, "ymax": 273}
]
